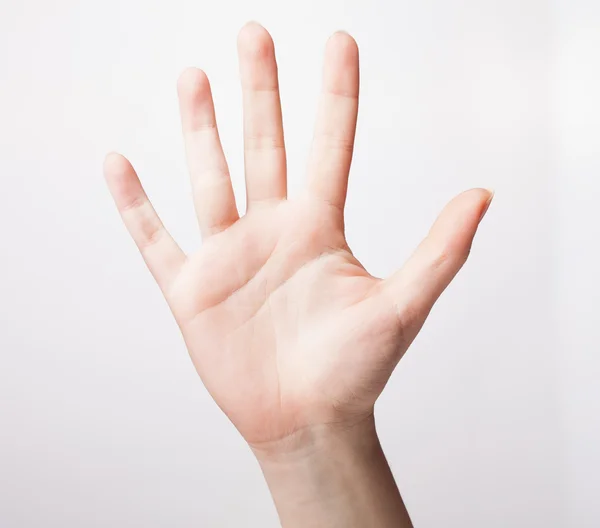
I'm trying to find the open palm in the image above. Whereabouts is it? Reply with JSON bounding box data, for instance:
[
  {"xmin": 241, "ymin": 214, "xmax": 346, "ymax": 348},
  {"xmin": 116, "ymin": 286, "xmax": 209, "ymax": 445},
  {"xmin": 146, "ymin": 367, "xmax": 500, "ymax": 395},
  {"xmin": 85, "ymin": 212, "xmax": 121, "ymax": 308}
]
[{"xmin": 105, "ymin": 23, "xmax": 492, "ymax": 448}]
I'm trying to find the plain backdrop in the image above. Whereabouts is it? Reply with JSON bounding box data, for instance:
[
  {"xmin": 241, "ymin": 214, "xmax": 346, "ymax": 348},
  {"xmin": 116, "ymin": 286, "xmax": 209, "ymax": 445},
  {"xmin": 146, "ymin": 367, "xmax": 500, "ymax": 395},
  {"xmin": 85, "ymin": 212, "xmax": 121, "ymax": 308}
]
[{"xmin": 0, "ymin": 1, "xmax": 598, "ymax": 527}]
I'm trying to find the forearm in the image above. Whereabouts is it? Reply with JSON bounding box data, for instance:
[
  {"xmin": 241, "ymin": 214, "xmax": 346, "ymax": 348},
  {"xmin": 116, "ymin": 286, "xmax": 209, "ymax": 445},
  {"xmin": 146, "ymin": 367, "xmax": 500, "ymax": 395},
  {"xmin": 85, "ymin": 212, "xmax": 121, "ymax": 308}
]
[{"xmin": 252, "ymin": 415, "xmax": 413, "ymax": 528}]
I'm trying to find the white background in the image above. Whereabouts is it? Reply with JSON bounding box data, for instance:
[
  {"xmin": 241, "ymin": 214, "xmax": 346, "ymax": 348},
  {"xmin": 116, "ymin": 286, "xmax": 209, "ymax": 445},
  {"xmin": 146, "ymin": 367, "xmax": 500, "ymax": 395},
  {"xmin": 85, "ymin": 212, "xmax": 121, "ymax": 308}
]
[{"xmin": 0, "ymin": 1, "xmax": 597, "ymax": 526}]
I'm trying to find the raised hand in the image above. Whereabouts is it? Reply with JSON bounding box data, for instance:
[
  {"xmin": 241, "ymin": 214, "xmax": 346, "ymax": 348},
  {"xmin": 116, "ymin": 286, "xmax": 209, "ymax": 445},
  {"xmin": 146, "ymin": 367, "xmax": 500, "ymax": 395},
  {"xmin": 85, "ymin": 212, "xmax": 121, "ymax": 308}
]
[{"xmin": 104, "ymin": 22, "xmax": 492, "ymax": 527}]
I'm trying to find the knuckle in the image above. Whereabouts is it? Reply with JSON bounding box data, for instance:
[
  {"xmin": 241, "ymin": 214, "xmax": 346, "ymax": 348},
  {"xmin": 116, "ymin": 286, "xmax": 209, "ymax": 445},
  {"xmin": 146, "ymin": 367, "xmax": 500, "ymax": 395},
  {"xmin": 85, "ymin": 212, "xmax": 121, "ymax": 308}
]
[
  {"xmin": 245, "ymin": 134, "xmax": 285, "ymax": 152},
  {"xmin": 319, "ymin": 132, "xmax": 355, "ymax": 153},
  {"xmin": 430, "ymin": 239, "xmax": 471, "ymax": 271}
]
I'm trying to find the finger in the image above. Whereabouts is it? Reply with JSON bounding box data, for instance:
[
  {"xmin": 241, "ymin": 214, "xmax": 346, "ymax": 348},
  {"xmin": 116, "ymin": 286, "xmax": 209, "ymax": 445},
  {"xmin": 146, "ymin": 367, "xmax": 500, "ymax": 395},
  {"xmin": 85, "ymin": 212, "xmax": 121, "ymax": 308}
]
[
  {"xmin": 307, "ymin": 31, "xmax": 359, "ymax": 214},
  {"xmin": 237, "ymin": 22, "xmax": 287, "ymax": 207},
  {"xmin": 104, "ymin": 153, "xmax": 186, "ymax": 291},
  {"xmin": 177, "ymin": 68, "xmax": 239, "ymax": 237},
  {"xmin": 382, "ymin": 188, "xmax": 494, "ymax": 333}
]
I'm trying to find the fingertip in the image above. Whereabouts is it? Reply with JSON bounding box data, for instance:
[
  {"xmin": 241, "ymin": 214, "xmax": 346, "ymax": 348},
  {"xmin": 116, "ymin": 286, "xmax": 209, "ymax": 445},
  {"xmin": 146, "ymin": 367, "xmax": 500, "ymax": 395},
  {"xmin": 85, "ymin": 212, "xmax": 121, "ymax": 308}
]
[
  {"xmin": 420, "ymin": 188, "xmax": 492, "ymax": 264},
  {"xmin": 469, "ymin": 187, "xmax": 494, "ymax": 202},
  {"xmin": 326, "ymin": 31, "xmax": 359, "ymax": 60},
  {"xmin": 104, "ymin": 152, "xmax": 131, "ymax": 179},
  {"xmin": 322, "ymin": 31, "xmax": 359, "ymax": 98},
  {"xmin": 457, "ymin": 187, "xmax": 495, "ymax": 223},
  {"xmin": 237, "ymin": 21, "xmax": 274, "ymax": 58},
  {"xmin": 480, "ymin": 188, "xmax": 495, "ymax": 221},
  {"xmin": 103, "ymin": 152, "xmax": 142, "ymax": 209},
  {"xmin": 239, "ymin": 20, "xmax": 267, "ymax": 35},
  {"xmin": 456, "ymin": 187, "xmax": 492, "ymax": 200},
  {"xmin": 444, "ymin": 188, "xmax": 493, "ymax": 220},
  {"xmin": 177, "ymin": 67, "xmax": 210, "ymax": 99}
]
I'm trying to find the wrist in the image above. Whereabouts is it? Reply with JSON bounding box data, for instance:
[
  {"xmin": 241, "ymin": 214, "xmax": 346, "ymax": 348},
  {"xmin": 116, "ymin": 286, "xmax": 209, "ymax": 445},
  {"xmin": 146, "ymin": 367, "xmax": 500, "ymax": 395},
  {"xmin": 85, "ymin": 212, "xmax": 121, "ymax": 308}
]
[
  {"xmin": 249, "ymin": 412, "xmax": 378, "ymax": 465},
  {"xmin": 250, "ymin": 413, "xmax": 411, "ymax": 528}
]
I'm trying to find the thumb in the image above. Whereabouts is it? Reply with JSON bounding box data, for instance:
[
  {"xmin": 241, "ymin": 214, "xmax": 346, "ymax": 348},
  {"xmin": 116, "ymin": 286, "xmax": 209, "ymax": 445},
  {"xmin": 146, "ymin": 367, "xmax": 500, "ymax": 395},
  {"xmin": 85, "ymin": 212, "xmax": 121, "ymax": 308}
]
[{"xmin": 382, "ymin": 188, "xmax": 493, "ymax": 333}]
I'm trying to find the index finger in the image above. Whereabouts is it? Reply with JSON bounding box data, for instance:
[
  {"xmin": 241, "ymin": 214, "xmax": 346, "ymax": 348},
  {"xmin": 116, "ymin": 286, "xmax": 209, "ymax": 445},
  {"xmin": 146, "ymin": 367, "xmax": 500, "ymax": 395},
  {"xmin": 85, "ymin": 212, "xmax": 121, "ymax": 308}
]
[{"xmin": 307, "ymin": 32, "xmax": 359, "ymax": 214}]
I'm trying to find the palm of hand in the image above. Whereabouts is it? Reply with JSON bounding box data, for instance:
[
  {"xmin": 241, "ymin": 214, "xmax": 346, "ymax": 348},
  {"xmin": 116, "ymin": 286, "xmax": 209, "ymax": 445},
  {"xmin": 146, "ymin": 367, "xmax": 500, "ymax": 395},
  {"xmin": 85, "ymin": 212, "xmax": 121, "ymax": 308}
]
[
  {"xmin": 105, "ymin": 23, "xmax": 491, "ymax": 446},
  {"xmin": 170, "ymin": 198, "xmax": 399, "ymax": 444}
]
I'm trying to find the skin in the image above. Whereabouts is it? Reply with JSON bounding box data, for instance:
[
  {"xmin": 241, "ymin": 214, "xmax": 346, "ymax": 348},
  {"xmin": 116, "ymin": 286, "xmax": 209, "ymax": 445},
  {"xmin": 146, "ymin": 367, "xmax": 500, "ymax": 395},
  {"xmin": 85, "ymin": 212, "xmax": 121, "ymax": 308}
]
[{"xmin": 104, "ymin": 22, "xmax": 493, "ymax": 528}]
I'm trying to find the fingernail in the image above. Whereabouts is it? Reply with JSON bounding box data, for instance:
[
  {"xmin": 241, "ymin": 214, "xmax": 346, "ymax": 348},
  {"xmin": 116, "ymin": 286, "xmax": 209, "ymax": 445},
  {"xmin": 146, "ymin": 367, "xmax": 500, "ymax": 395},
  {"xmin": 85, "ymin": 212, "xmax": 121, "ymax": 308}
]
[{"xmin": 479, "ymin": 189, "xmax": 495, "ymax": 222}]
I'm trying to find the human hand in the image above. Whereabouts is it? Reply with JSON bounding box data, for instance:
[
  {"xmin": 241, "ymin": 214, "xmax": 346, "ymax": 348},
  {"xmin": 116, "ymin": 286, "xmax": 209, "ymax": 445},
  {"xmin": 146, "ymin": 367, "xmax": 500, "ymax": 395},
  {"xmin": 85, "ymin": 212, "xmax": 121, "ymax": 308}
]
[{"xmin": 104, "ymin": 23, "xmax": 492, "ymax": 454}]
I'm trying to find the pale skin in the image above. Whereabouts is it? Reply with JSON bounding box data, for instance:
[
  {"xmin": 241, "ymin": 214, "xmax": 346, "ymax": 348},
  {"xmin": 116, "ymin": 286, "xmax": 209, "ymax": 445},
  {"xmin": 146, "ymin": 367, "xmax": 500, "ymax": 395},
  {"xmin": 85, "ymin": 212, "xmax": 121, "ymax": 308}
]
[{"xmin": 104, "ymin": 22, "xmax": 493, "ymax": 528}]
